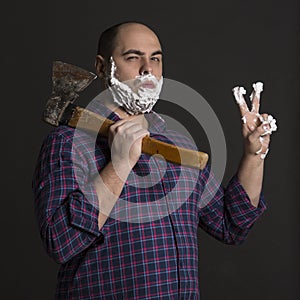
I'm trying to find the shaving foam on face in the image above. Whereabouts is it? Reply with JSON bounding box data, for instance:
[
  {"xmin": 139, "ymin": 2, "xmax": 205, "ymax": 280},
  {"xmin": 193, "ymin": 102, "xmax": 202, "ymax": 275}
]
[{"xmin": 108, "ymin": 57, "xmax": 163, "ymax": 115}]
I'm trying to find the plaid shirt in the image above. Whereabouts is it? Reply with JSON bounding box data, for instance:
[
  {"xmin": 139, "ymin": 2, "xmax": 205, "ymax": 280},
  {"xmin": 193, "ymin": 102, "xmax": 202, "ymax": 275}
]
[{"xmin": 32, "ymin": 101, "xmax": 266, "ymax": 299}]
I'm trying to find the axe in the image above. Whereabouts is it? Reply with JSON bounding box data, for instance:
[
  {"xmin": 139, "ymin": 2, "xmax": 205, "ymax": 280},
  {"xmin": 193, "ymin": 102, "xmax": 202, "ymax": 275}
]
[{"xmin": 43, "ymin": 61, "xmax": 209, "ymax": 170}]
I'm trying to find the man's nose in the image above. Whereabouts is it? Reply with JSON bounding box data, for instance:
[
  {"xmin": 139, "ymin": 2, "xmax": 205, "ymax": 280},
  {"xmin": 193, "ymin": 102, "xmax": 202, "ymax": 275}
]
[{"xmin": 139, "ymin": 60, "xmax": 153, "ymax": 75}]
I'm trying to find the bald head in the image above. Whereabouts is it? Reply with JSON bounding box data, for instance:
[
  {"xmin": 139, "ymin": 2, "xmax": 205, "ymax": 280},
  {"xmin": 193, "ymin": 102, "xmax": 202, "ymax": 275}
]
[{"xmin": 97, "ymin": 21, "xmax": 161, "ymax": 60}]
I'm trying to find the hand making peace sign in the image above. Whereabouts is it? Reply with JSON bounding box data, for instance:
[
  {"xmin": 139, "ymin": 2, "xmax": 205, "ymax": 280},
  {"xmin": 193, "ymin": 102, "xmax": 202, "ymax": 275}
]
[{"xmin": 232, "ymin": 82, "xmax": 277, "ymax": 159}]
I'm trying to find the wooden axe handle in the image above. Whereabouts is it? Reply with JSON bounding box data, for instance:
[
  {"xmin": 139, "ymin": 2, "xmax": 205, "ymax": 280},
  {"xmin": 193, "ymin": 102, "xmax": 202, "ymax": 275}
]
[{"xmin": 68, "ymin": 106, "xmax": 209, "ymax": 170}]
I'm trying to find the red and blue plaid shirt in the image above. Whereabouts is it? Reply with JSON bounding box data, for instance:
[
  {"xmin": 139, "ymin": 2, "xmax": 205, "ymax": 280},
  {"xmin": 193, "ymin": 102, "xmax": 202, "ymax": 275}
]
[{"xmin": 32, "ymin": 101, "xmax": 266, "ymax": 299}]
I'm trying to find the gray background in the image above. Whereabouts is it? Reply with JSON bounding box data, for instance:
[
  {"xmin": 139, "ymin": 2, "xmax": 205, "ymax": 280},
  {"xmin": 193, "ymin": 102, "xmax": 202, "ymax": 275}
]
[{"xmin": 2, "ymin": 0, "xmax": 299, "ymax": 299}]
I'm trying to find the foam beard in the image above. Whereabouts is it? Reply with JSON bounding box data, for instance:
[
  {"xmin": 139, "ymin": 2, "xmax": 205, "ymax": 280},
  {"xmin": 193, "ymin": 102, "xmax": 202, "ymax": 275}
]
[{"xmin": 108, "ymin": 57, "xmax": 163, "ymax": 115}]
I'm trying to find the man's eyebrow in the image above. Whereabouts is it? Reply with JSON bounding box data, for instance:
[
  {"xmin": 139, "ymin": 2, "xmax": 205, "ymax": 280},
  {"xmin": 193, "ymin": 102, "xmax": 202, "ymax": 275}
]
[
  {"xmin": 121, "ymin": 49, "xmax": 163, "ymax": 56},
  {"xmin": 122, "ymin": 49, "xmax": 145, "ymax": 56},
  {"xmin": 151, "ymin": 50, "xmax": 163, "ymax": 56}
]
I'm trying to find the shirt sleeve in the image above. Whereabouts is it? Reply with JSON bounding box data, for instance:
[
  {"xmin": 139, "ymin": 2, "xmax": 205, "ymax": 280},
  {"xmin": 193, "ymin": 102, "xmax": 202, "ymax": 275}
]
[
  {"xmin": 198, "ymin": 166, "xmax": 267, "ymax": 245},
  {"xmin": 32, "ymin": 130, "xmax": 104, "ymax": 264}
]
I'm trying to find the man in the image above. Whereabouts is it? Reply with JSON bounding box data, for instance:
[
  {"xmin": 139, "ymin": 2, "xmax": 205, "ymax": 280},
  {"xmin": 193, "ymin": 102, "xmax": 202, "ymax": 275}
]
[{"xmin": 32, "ymin": 21, "xmax": 276, "ymax": 299}]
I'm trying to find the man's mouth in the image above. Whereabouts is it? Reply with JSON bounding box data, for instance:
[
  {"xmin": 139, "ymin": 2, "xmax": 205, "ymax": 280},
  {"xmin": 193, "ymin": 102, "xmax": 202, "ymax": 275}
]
[{"xmin": 139, "ymin": 81, "xmax": 155, "ymax": 89}]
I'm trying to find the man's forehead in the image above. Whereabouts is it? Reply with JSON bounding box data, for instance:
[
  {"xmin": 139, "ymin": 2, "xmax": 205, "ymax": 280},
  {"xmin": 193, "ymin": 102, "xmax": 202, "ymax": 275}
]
[{"xmin": 115, "ymin": 24, "xmax": 162, "ymax": 52}]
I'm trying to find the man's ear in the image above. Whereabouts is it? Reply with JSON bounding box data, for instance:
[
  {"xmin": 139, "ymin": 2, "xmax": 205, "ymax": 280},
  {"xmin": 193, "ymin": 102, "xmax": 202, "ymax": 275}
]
[{"xmin": 95, "ymin": 55, "xmax": 106, "ymax": 78}]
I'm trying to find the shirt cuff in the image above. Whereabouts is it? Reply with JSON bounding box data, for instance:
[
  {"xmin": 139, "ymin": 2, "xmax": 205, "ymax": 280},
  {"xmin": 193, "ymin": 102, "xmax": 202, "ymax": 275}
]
[
  {"xmin": 69, "ymin": 191, "xmax": 102, "ymax": 237},
  {"xmin": 225, "ymin": 174, "xmax": 267, "ymax": 229}
]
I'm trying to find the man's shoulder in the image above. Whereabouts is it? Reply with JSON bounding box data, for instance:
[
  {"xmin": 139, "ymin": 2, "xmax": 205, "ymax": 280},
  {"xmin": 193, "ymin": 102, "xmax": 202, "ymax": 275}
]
[
  {"xmin": 43, "ymin": 125, "xmax": 75, "ymax": 144},
  {"xmin": 41, "ymin": 125, "xmax": 106, "ymax": 156}
]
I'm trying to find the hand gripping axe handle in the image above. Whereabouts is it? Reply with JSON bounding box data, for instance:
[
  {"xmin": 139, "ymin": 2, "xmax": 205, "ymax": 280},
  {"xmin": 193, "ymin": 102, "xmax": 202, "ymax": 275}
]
[{"xmin": 43, "ymin": 61, "xmax": 209, "ymax": 170}]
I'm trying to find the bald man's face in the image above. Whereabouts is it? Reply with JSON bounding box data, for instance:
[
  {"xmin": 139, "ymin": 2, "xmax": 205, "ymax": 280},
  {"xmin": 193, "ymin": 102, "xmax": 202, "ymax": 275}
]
[{"xmin": 111, "ymin": 24, "xmax": 163, "ymax": 82}]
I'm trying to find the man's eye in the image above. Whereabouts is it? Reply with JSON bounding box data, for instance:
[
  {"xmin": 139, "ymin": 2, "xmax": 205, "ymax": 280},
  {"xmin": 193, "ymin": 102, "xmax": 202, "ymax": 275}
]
[
  {"xmin": 151, "ymin": 56, "xmax": 161, "ymax": 62},
  {"xmin": 127, "ymin": 56, "xmax": 139, "ymax": 61}
]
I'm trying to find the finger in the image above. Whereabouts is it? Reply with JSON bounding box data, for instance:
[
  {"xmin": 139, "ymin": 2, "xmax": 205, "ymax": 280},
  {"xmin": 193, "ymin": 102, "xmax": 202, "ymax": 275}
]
[
  {"xmin": 232, "ymin": 86, "xmax": 249, "ymax": 118},
  {"xmin": 250, "ymin": 82, "xmax": 263, "ymax": 113},
  {"xmin": 108, "ymin": 119, "xmax": 141, "ymax": 147},
  {"xmin": 259, "ymin": 113, "xmax": 278, "ymax": 136},
  {"xmin": 109, "ymin": 119, "xmax": 128, "ymax": 142},
  {"xmin": 250, "ymin": 121, "xmax": 271, "ymax": 141},
  {"xmin": 256, "ymin": 135, "xmax": 270, "ymax": 159},
  {"xmin": 260, "ymin": 148, "xmax": 269, "ymax": 160},
  {"xmin": 111, "ymin": 122, "xmax": 149, "ymax": 146},
  {"xmin": 120, "ymin": 122, "xmax": 149, "ymax": 138},
  {"xmin": 259, "ymin": 134, "xmax": 270, "ymax": 148},
  {"xmin": 127, "ymin": 128, "xmax": 150, "ymax": 155},
  {"xmin": 260, "ymin": 113, "xmax": 270, "ymax": 135},
  {"xmin": 131, "ymin": 128, "xmax": 150, "ymax": 142},
  {"xmin": 127, "ymin": 114, "xmax": 149, "ymax": 129},
  {"xmin": 109, "ymin": 118, "xmax": 129, "ymax": 131},
  {"xmin": 247, "ymin": 133, "xmax": 269, "ymax": 161},
  {"xmin": 249, "ymin": 123, "xmax": 270, "ymax": 152},
  {"xmin": 110, "ymin": 119, "xmax": 141, "ymax": 134}
]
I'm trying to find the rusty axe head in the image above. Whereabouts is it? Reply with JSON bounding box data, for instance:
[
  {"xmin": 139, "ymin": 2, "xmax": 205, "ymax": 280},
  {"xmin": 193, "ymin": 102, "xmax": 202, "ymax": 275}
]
[{"xmin": 43, "ymin": 61, "xmax": 97, "ymax": 126}]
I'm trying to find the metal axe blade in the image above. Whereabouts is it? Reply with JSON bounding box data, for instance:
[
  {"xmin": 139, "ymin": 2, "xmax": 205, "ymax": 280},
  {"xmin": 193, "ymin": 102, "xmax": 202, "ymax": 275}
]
[{"xmin": 43, "ymin": 61, "xmax": 97, "ymax": 126}]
